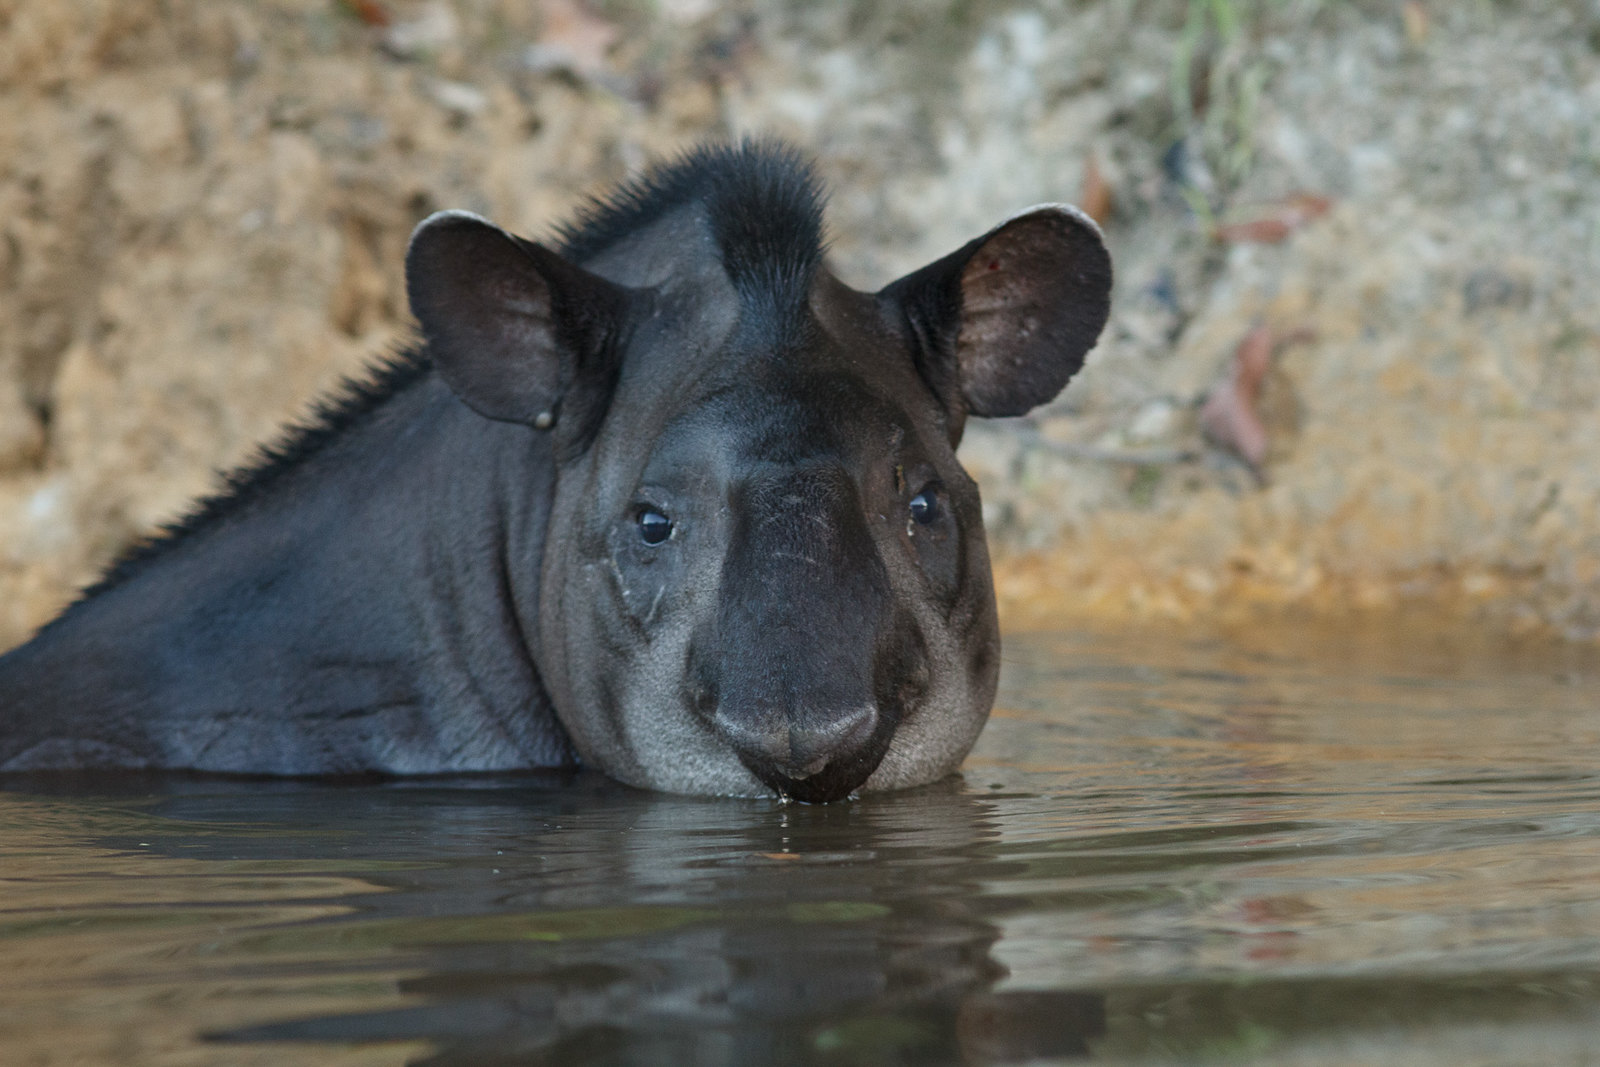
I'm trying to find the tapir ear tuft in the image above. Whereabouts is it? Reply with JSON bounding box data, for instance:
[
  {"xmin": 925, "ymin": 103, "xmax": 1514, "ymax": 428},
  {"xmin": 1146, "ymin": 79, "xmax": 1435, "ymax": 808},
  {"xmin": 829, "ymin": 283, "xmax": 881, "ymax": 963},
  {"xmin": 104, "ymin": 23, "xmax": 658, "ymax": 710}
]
[
  {"xmin": 882, "ymin": 204, "xmax": 1112, "ymax": 423},
  {"xmin": 405, "ymin": 210, "xmax": 627, "ymax": 426}
]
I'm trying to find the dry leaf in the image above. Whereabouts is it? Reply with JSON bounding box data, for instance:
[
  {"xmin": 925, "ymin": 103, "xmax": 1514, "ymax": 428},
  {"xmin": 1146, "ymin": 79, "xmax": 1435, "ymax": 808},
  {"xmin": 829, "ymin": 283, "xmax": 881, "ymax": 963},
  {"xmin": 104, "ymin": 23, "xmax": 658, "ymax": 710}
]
[
  {"xmin": 340, "ymin": 0, "xmax": 391, "ymax": 27},
  {"xmin": 1200, "ymin": 325, "xmax": 1274, "ymax": 472},
  {"xmin": 1080, "ymin": 152, "xmax": 1112, "ymax": 228},
  {"xmin": 1199, "ymin": 325, "xmax": 1313, "ymax": 476},
  {"xmin": 1213, "ymin": 193, "xmax": 1332, "ymax": 244},
  {"xmin": 1212, "ymin": 217, "xmax": 1292, "ymax": 244}
]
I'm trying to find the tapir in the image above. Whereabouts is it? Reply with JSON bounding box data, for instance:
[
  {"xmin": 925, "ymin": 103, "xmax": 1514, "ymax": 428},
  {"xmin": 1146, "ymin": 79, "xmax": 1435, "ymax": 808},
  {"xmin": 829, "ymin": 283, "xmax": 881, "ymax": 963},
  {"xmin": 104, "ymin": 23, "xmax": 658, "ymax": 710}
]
[{"xmin": 0, "ymin": 141, "xmax": 1111, "ymax": 802}]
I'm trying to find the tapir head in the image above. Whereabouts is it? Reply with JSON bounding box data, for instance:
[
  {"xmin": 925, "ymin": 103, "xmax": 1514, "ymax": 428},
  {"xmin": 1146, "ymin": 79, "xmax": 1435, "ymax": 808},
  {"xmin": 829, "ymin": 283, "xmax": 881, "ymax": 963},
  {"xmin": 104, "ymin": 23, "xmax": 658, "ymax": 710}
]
[{"xmin": 405, "ymin": 143, "xmax": 1111, "ymax": 801}]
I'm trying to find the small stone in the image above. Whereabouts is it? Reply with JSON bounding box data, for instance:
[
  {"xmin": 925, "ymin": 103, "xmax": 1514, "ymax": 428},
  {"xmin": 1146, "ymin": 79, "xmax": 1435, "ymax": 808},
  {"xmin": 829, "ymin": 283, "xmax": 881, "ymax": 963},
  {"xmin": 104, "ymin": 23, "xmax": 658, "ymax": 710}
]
[
  {"xmin": 1126, "ymin": 399, "xmax": 1176, "ymax": 444},
  {"xmin": 660, "ymin": 0, "xmax": 716, "ymax": 23},
  {"xmin": 431, "ymin": 81, "xmax": 488, "ymax": 118},
  {"xmin": 382, "ymin": 2, "xmax": 458, "ymax": 59}
]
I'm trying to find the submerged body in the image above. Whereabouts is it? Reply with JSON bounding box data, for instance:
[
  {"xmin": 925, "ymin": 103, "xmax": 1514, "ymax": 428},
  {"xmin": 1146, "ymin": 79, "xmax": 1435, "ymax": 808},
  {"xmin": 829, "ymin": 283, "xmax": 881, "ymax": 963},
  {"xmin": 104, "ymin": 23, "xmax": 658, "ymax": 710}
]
[{"xmin": 0, "ymin": 142, "xmax": 1111, "ymax": 801}]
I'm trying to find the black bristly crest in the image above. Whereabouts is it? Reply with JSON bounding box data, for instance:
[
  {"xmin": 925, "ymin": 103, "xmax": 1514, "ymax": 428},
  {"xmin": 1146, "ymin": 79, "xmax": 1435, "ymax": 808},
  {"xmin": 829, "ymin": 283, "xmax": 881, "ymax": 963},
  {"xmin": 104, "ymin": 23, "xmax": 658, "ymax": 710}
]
[{"xmin": 555, "ymin": 138, "xmax": 827, "ymax": 347}]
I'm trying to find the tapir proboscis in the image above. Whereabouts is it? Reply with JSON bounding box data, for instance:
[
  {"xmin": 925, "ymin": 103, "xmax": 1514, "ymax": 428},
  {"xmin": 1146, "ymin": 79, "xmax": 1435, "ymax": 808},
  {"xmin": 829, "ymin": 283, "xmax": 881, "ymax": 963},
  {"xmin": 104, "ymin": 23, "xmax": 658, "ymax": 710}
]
[{"xmin": 0, "ymin": 141, "xmax": 1111, "ymax": 802}]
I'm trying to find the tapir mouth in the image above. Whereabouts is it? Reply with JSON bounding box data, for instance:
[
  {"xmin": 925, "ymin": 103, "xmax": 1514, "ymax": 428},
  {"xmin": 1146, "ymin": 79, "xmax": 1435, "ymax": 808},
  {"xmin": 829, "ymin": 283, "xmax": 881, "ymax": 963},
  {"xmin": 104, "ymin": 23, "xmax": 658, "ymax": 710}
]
[
  {"xmin": 741, "ymin": 743, "xmax": 889, "ymax": 803},
  {"xmin": 715, "ymin": 704, "xmax": 893, "ymax": 803}
]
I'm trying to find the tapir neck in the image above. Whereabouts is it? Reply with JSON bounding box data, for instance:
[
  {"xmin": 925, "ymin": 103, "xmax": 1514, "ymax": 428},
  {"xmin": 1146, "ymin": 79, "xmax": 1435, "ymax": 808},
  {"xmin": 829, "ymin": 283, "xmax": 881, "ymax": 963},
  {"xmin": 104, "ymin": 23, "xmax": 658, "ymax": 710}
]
[{"xmin": 0, "ymin": 370, "xmax": 573, "ymax": 775}]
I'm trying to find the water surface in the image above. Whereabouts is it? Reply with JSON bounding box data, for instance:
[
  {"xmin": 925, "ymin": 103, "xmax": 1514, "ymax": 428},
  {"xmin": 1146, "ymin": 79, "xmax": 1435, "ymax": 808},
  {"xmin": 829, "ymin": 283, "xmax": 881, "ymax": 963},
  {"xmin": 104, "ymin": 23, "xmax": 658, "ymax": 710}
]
[{"xmin": 3, "ymin": 626, "xmax": 1598, "ymax": 1064}]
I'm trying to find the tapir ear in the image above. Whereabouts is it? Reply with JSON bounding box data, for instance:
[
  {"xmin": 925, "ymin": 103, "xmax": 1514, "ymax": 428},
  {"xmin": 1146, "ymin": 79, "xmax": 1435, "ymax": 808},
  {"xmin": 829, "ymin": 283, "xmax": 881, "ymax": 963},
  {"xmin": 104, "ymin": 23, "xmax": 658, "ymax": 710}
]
[
  {"xmin": 405, "ymin": 210, "xmax": 628, "ymax": 427},
  {"xmin": 881, "ymin": 205, "xmax": 1112, "ymax": 422}
]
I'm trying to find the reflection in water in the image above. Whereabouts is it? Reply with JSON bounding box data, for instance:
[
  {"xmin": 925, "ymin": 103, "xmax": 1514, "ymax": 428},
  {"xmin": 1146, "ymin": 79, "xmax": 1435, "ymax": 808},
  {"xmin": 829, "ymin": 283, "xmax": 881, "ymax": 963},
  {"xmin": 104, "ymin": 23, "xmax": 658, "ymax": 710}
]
[
  {"xmin": 199, "ymin": 779, "xmax": 1104, "ymax": 1065},
  {"xmin": 1, "ymin": 775, "xmax": 1103, "ymax": 1065},
  {"xmin": 2, "ymin": 625, "xmax": 1599, "ymax": 1064},
  {"xmin": 165, "ymin": 780, "xmax": 1100, "ymax": 1062}
]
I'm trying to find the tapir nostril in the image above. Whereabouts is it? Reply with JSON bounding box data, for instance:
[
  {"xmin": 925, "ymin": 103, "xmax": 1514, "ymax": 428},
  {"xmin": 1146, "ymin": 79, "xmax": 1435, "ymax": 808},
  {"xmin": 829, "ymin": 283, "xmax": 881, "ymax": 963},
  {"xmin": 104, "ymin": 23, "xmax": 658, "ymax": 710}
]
[{"xmin": 713, "ymin": 703, "xmax": 878, "ymax": 780}]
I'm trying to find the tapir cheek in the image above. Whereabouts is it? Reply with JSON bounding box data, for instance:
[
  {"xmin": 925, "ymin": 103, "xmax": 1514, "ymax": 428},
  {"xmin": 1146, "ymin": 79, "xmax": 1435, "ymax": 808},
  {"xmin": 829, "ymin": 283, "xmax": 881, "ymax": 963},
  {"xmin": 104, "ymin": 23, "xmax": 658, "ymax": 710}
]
[
  {"xmin": 858, "ymin": 554, "xmax": 997, "ymax": 792},
  {"xmin": 874, "ymin": 612, "xmax": 932, "ymax": 718},
  {"xmin": 860, "ymin": 665, "xmax": 990, "ymax": 793}
]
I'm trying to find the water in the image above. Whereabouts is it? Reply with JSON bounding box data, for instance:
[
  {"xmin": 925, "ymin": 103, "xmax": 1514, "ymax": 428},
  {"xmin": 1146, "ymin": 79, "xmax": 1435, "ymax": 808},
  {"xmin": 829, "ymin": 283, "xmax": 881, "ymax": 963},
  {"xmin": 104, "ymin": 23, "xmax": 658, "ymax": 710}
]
[{"xmin": 3, "ymin": 625, "xmax": 1599, "ymax": 1065}]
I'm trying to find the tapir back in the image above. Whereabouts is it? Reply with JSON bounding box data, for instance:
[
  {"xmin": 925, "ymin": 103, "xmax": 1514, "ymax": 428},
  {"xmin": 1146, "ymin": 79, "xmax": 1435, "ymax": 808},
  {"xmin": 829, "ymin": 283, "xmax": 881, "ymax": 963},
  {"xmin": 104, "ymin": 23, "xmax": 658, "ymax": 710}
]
[{"xmin": 0, "ymin": 372, "xmax": 573, "ymax": 775}]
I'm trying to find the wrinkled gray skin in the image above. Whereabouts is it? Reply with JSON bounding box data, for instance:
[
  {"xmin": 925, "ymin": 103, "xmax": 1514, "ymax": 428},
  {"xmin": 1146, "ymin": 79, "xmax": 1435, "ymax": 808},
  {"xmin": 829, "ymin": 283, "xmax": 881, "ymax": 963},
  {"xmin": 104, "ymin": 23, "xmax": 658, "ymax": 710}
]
[{"xmin": 0, "ymin": 144, "xmax": 1111, "ymax": 801}]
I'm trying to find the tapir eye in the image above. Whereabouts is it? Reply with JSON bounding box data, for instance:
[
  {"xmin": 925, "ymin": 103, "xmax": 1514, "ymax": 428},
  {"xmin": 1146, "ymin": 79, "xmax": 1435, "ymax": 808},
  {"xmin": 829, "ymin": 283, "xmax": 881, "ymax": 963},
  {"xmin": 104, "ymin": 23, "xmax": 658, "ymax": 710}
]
[
  {"xmin": 909, "ymin": 486, "xmax": 941, "ymax": 526},
  {"xmin": 637, "ymin": 507, "xmax": 673, "ymax": 545}
]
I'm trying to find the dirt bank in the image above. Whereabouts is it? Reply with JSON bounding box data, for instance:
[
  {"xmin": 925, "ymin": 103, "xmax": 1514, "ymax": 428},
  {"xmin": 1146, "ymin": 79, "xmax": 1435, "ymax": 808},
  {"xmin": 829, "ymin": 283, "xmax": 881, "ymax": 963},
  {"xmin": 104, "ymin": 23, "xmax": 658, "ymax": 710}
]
[{"xmin": 1, "ymin": 0, "xmax": 1596, "ymax": 647}]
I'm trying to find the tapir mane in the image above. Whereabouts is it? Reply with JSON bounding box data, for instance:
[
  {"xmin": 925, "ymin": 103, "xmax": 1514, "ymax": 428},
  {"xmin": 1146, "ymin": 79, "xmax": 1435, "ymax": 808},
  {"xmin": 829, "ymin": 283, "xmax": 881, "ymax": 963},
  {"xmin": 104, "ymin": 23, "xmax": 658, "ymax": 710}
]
[
  {"xmin": 53, "ymin": 140, "xmax": 831, "ymax": 617},
  {"xmin": 554, "ymin": 138, "xmax": 828, "ymax": 345},
  {"xmin": 53, "ymin": 354, "xmax": 434, "ymax": 613}
]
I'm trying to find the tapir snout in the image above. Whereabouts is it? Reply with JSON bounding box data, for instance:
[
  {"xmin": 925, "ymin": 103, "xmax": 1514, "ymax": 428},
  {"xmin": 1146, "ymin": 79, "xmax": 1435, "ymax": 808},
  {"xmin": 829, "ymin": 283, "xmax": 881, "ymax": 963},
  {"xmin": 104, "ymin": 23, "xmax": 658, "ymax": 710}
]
[{"xmin": 697, "ymin": 464, "xmax": 912, "ymax": 801}]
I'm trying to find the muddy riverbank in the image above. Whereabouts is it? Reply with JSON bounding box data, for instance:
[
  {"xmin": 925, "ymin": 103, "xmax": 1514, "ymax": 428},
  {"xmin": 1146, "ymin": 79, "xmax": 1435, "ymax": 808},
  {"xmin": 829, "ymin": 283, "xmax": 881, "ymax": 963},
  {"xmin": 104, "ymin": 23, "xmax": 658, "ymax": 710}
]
[{"xmin": 1, "ymin": 0, "xmax": 1596, "ymax": 646}]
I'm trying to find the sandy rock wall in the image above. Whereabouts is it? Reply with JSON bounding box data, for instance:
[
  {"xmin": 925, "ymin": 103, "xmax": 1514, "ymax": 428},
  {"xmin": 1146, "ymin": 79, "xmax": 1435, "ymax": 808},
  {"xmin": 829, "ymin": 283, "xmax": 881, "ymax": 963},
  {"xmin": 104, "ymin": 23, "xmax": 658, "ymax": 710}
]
[
  {"xmin": 958, "ymin": 3, "xmax": 1600, "ymax": 638},
  {"xmin": 0, "ymin": 0, "xmax": 1596, "ymax": 646}
]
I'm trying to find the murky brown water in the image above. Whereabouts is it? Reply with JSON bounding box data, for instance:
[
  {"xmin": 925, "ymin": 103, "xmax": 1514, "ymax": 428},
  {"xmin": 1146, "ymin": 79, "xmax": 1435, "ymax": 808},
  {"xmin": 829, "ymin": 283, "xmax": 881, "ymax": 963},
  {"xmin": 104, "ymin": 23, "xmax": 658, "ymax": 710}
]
[{"xmin": 3, "ymin": 626, "xmax": 1599, "ymax": 1065}]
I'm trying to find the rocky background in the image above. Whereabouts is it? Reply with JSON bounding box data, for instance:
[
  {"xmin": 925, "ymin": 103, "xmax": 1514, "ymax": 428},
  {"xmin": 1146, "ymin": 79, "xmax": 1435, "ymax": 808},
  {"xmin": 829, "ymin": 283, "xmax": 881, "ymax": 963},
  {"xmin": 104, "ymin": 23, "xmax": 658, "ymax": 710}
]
[{"xmin": 0, "ymin": 0, "xmax": 1596, "ymax": 648}]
